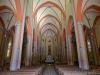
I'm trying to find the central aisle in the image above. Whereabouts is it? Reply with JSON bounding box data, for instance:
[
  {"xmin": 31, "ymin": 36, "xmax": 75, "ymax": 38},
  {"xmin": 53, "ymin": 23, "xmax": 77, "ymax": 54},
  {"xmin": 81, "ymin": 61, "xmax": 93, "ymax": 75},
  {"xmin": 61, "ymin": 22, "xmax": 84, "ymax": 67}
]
[{"xmin": 42, "ymin": 65, "xmax": 59, "ymax": 75}]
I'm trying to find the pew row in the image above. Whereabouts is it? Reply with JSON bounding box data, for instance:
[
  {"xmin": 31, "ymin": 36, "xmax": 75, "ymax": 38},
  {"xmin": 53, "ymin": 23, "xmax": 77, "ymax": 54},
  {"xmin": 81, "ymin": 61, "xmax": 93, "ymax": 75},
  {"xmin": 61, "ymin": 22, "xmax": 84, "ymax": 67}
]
[{"xmin": 0, "ymin": 66, "xmax": 43, "ymax": 75}]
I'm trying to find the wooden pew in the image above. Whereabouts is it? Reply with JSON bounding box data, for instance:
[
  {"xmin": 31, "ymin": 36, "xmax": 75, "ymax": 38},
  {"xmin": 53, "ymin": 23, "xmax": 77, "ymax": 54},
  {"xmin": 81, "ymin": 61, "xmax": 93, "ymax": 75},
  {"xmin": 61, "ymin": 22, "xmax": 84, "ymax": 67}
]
[
  {"xmin": 56, "ymin": 65, "xmax": 100, "ymax": 75},
  {"xmin": 55, "ymin": 65, "xmax": 87, "ymax": 75},
  {"xmin": 0, "ymin": 66, "xmax": 43, "ymax": 75}
]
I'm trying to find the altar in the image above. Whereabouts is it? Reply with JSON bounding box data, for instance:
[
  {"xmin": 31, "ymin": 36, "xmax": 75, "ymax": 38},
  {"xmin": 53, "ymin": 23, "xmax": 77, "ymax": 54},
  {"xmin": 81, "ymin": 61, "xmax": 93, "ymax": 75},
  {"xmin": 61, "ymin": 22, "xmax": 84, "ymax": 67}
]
[{"xmin": 45, "ymin": 55, "xmax": 55, "ymax": 64}]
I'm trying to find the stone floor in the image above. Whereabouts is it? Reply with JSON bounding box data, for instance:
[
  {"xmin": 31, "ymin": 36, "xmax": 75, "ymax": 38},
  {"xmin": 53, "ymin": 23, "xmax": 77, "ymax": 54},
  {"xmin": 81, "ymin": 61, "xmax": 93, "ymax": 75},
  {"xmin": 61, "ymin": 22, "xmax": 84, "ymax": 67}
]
[
  {"xmin": 0, "ymin": 65, "xmax": 100, "ymax": 75},
  {"xmin": 42, "ymin": 65, "xmax": 59, "ymax": 75}
]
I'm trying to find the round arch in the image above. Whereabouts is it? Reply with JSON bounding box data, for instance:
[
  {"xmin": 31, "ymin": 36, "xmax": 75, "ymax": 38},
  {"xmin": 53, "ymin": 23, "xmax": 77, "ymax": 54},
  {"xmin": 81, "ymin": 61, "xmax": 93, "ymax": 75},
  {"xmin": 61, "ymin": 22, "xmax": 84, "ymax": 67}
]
[
  {"xmin": 84, "ymin": 5, "xmax": 100, "ymax": 14},
  {"xmin": 41, "ymin": 29, "xmax": 58, "ymax": 38},
  {"xmin": 41, "ymin": 31, "xmax": 57, "ymax": 39},
  {"xmin": 37, "ymin": 14, "xmax": 62, "ymax": 29},
  {"xmin": 0, "ymin": 5, "xmax": 13, "ymax": 12},
  {"xmin": 40, "ymin": 18, "xmax": 59, "ymax": 30},
  {"xmin": 39, "ymin": 23, "xmax": 59, "ymax": 33},
  {"xmin": 37, "ymin": 7, "xmax": 61, "ymax": 22},
  {"xmin": 33, "ymin": 1, "xmax": 66, "ymax": 18}
]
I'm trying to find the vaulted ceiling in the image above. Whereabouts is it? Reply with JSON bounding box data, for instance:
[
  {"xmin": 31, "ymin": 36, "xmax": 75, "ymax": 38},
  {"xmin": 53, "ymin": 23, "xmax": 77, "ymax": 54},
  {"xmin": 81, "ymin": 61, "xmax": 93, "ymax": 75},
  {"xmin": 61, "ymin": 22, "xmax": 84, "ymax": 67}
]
[
  {"xmin": 0, "ymin": 0, "xmax": 100, "ymax": 40},
  {"xmin": 32, "ymin": 0, "xmax": 67, "ymax": 39}
]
